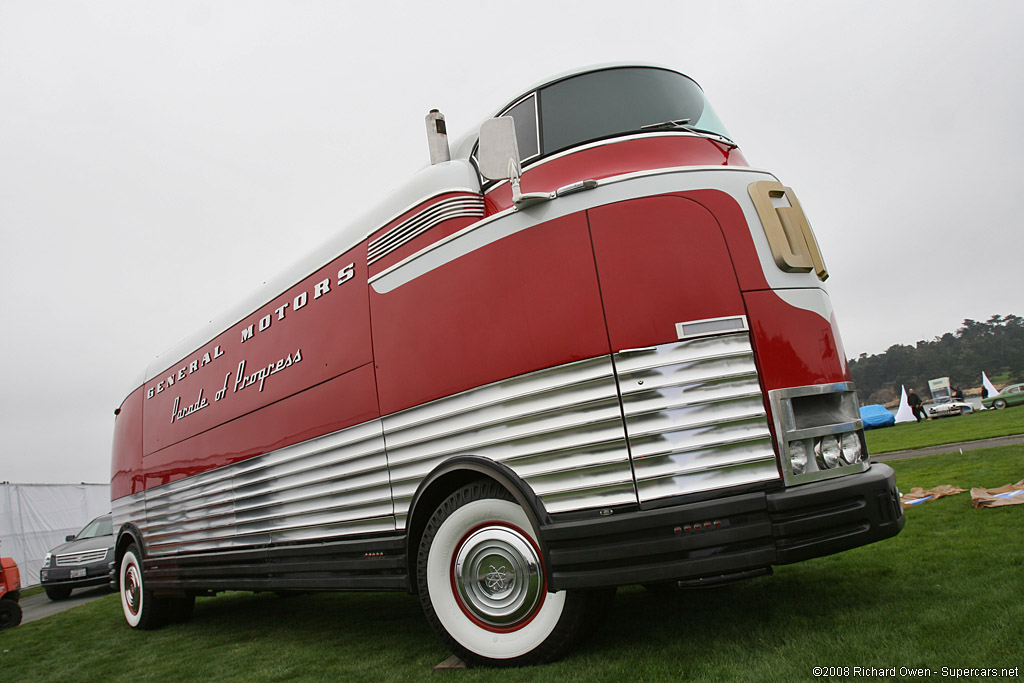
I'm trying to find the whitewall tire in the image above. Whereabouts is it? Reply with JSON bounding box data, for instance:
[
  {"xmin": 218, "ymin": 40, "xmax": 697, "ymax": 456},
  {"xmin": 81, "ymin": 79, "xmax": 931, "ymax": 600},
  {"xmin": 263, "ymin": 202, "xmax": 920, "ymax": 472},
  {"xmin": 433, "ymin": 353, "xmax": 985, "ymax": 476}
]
[
  {"xmin": 120, "ymin": 544, "xmax": 165, "ymax": 629},
  {"xmin": 417, "ymin": 481, "xmax": 589, "ymax": 667}
]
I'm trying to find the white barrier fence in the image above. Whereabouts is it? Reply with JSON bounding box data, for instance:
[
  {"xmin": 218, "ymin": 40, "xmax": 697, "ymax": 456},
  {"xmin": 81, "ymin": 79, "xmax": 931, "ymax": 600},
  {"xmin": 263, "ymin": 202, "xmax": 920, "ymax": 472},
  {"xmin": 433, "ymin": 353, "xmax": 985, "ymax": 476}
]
[{"xmin": 0, "ymin": 483, "xmax": 110, "ymax": 587}]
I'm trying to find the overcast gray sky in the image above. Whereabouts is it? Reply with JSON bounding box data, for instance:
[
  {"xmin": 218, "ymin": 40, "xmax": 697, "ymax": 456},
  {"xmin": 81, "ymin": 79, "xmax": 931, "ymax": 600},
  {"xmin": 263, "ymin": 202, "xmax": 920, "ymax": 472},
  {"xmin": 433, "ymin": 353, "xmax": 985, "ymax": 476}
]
[{"xmin": 2, "ymin": 0, "xmax": 1022, "ymax": 485}]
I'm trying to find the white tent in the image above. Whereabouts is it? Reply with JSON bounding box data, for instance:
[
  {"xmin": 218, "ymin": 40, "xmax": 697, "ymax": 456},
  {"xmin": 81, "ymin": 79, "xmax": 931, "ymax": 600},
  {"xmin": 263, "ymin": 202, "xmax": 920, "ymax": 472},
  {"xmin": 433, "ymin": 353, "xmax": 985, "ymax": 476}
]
[
  {"xmin": 894, "ymin": 385, "xmax": 916, "ymax": 423},
  {"xmin": 982, "ymin": 371, "xmax": 1000, "ymax": 399},
  {"xmin": 0, "ymin": 483, "xmax": 109, "ymax": 587}
]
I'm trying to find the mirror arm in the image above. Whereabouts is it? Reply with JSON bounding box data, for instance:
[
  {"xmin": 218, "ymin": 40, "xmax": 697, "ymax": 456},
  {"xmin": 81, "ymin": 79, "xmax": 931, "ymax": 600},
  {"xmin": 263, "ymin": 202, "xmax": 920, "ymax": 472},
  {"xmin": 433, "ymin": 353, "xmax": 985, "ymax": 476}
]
[{"xmin": 507, "ymin": 159, "xmax": 555, "ymax": 210}]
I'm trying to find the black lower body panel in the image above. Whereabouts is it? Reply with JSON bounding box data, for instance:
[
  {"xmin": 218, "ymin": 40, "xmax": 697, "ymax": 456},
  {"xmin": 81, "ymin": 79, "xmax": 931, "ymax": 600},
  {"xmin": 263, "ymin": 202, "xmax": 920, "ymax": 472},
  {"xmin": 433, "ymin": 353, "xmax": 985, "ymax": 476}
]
[
  {"xmin": 542, "ymin": 464, "xmax": 904, "ymax": 591},
  {"xmin": 139, "ymin": 534, "xmax": 409, "ymax": 594}
]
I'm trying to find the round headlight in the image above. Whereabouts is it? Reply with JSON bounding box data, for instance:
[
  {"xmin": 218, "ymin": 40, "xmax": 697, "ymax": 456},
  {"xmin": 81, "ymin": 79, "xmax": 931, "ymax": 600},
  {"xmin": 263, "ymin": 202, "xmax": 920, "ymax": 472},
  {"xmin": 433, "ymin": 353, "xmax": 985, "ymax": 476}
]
[
  {"xmin": 788, "ymin": 440, "xmax": 808, "ymax": 475},
  {"xmin": 815, "ymin": 435, "xmax": 842, "ymax": 469},
  {"xmin": 841, "ymin": 432, "xmax": 863, "ymax": 464}
]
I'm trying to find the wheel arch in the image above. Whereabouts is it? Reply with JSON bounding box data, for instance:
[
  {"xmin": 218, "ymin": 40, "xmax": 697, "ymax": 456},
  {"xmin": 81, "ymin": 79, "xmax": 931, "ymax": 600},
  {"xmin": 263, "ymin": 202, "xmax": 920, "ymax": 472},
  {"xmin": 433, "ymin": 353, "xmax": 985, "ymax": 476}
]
[
  {"xmin": 405, "ymin": 456, "xmax": 551, "ymax": 594},
  {"xmin": 114, "ymin": 523, "xmax": 146, "ymax": 568}
]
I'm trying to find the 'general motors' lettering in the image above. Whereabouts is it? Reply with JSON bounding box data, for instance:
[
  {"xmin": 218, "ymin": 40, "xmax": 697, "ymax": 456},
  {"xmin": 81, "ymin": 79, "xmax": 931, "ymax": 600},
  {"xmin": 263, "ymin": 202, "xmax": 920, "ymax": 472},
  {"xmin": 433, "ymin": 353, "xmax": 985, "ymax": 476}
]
[{"xmin": 240, "ymin": 263, "xmax": 354, "ymax": 343}]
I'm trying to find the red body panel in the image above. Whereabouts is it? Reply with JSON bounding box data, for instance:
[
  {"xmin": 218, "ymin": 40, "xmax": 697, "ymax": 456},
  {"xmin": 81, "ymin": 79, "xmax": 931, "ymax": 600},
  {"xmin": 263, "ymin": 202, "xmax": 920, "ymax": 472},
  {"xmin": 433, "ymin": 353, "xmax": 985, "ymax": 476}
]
[
  {"xmin": 371, "ymin": 212, "xmax": 610, "ymax": 415},
  {"xmin": 744, "ymin": 289, "xmax": 850, "ymax": 392},
  {"xmin": 141, "ymin": 364, "xmax": 379, "ymax": 489},
  {"xmin": 685, "ymin": 190, "xmax": 770, "ymax": 293},
  {"xmin": 588, "ymin": 196, "xmax": 745, "ymax": 351},
  {"xmin": 142, "ymin": 247, "xmax": 372, "ymax": 457},
  {"xmin": 485, "ymin": 136, "xmax": 748, "ymax": 215},
  {"xmin": 111, "ymin": 387, "xmax": 145, "ymax": 499}
]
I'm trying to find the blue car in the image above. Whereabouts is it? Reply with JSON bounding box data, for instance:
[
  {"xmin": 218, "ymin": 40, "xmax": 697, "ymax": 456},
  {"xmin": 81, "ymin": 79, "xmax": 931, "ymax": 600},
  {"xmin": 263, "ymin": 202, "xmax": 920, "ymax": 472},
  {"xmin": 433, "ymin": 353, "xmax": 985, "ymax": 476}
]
[{"xmin": 860, "ymin": 404, "xmax": 895, "ymax": 429}]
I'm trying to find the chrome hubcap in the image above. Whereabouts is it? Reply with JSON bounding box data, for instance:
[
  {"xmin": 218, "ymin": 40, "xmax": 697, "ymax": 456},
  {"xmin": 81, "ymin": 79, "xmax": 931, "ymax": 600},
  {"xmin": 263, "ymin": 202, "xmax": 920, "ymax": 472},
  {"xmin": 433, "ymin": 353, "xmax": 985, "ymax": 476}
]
[
  {"xmin": 453, "ymin": 525, "xmax": 543, "ymax": 628},
  {"xmin": 125, "ymin": 564, "xmax": 141, "ymax": 615}
]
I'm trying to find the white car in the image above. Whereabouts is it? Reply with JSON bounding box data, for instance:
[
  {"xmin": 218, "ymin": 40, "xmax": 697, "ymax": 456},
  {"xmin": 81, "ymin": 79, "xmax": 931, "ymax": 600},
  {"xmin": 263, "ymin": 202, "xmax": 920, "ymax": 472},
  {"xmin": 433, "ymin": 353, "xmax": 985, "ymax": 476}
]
[{"xmin": 925, "ymin": 400, "xmax": 974, "ymax": 418}]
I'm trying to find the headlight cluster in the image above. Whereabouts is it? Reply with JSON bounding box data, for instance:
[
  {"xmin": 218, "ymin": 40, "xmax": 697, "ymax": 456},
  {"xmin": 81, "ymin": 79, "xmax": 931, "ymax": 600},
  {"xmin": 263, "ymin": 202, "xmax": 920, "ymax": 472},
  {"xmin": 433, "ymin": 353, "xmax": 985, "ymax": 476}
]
[
  {"xmin": 788, "ymin": 431, "xmax": 865, "ymax": 476},
  {"xmin": 43, "ymin": 552, "xmax": 52, "ymax": 567},
  {"xmin": 770, "ymin": 382, "xmax": 870, "ymax": 485}
]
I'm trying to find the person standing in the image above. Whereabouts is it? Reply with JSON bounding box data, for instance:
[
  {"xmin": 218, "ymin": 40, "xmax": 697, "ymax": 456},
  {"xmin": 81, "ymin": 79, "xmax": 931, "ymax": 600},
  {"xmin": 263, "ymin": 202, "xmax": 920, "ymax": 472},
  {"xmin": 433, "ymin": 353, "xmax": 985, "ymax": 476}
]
[{"xmin": 908, "ymin": 388, "xmax": 927, "ymax": 422}]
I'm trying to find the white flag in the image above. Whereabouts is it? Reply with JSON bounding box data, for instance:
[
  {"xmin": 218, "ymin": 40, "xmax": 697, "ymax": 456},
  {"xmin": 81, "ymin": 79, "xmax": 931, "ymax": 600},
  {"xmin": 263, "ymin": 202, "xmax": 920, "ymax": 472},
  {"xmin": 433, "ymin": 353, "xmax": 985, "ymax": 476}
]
[
  {"xmin": 894, "ymin": 385, "xmax": 916, "ymax": 423},
  {"xmin": 982, "ymin": 371, "xmax": 999, "ymax": 398}
]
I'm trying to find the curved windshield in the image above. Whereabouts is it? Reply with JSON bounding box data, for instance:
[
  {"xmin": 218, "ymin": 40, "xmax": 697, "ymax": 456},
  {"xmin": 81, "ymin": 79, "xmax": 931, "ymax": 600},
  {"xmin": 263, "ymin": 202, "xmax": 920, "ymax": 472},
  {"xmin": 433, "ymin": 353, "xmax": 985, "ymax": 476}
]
[
  {"xmin": 77, "ymin": 515, "xmax": 113, "ymax": 539},
  {"xmin": 534, "ymin": 67, "xmax": 731, "ymax": 158}
]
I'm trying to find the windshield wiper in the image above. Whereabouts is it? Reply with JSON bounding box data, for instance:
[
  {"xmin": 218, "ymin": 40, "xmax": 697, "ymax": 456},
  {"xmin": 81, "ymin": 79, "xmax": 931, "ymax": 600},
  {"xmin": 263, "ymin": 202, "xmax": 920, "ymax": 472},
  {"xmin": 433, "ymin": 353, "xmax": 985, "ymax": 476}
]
[
  {"xmin": 640, "ymin": 118, "xmax": 691, "ymax": 130},
  {"xmin": 639, "ymin": 118, "xmax": 736, "ymax": 148}
]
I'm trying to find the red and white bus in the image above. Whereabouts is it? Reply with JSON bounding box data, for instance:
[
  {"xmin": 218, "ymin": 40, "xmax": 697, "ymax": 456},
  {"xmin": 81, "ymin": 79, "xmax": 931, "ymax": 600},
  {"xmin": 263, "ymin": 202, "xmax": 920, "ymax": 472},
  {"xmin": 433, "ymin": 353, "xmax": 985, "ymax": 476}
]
[{"xmin": 110, "ymin": 64, "xmax": 904, "ymax": 666}]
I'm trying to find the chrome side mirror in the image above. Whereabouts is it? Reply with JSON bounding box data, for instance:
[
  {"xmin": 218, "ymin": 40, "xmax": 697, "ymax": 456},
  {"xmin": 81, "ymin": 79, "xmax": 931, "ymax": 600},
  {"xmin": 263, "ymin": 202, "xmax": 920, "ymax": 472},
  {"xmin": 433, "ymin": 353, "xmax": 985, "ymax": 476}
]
[
  {"xmin": 477, "ymin": 116, "xmax": 553, "ymax": 209},
  {"xmin": 477, "ymin": 117, "xmax": 520, "ymax": 181}
]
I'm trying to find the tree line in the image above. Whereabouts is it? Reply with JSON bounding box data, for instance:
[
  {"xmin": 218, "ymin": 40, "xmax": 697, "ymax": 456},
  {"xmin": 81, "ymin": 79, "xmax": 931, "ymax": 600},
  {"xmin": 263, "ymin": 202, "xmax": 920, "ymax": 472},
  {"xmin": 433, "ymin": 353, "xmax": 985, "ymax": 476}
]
[{"xmin": 847, "ymin": 314, "xmax": 1024, "ymax": 405}]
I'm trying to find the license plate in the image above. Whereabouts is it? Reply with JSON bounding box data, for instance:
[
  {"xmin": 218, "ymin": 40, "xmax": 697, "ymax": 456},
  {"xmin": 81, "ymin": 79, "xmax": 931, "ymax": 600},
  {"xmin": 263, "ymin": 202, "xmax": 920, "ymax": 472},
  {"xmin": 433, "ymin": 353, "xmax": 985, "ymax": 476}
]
[{"xmin": 70, "ymin": 568, "xmax": 86, "ymax": 579}]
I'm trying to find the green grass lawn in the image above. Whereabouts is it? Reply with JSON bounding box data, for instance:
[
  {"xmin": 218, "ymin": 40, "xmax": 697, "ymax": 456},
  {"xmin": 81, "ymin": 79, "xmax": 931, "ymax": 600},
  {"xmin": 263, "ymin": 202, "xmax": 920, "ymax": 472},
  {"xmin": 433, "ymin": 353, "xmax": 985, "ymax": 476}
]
[
  {"xmin": 3, "ymin": 447, "xmax": 1022, "ymax": 681},
  {"xmin": 865, "ymin": 405, "xmax": 1024, "ymax": 454}
]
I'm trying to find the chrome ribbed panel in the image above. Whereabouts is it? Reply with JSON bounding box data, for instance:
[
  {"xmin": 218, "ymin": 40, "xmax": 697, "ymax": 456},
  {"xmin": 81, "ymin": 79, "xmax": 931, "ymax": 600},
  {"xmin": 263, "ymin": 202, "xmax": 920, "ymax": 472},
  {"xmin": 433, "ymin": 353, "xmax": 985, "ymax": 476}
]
[
  {"xmin": 56, "ymin": 548, "xmax": 108, "ymax": 566},
  {"xmin": 141, "ymin": 421, "xmax": 392, "ymax": 557},
  {"xmin": 613, "ymin": 334, "xmax": 780, "ymax": 503},
  {"xmin": 112, "ymin": 491, "xmax": 146, "ymax": 535},
  {"xmin": 384, "ymin": 356, "xmax": 637, "ymax": 521},
  {"xmin": 367, "ymin": 195, "xmax": 485, "ymax": 265}
]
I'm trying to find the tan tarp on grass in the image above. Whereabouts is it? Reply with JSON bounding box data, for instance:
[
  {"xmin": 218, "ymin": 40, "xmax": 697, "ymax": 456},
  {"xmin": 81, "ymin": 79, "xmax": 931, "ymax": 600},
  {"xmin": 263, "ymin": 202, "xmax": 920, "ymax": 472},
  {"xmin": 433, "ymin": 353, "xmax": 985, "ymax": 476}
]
[
  {"xmin": 900, "ymin": 485, "xmax": 965, "ymax": 507},
  {"xmin": 970, "ymin": 480, "xmax": 1024, "ymax": 508}
]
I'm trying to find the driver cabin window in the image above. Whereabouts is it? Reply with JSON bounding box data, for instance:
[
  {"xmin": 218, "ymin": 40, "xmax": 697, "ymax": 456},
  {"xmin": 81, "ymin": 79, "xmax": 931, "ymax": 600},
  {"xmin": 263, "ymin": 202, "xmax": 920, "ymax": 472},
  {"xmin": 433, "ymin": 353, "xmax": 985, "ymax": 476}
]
[{"xmin": 502, "ymin": 93, "xmax": 539, "ymax": 163}]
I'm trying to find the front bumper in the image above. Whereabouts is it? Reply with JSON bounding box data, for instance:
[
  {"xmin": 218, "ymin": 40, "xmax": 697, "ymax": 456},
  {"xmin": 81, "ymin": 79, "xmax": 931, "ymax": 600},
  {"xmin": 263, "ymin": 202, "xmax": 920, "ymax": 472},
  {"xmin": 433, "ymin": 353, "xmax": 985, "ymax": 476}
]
[
  {"xmin": 40, "ymin": 561, "xmax": 111, "ymax": 589},
  {"xmin": 542, "ymin": 464, "xmax": 904, "ymax": 590}
]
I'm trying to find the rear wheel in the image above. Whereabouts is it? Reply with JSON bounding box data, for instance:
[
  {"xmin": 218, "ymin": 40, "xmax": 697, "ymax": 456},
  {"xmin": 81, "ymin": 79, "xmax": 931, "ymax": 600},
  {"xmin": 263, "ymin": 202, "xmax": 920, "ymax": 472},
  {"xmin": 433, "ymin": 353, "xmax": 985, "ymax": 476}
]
[
  {"xmin": 45, "ymin": 585, "xmax": 73, "ymax": 601},
  {"xmin": 417, "ymin": 481, "xmax": 589, "ymax": 667},
  {"xmin": 0, "ymin": 599, "xmax": 22, "ymax": 630},
  {"xmin": 119, "ymin": 544, "xmax": 166, "ymax": 629}
]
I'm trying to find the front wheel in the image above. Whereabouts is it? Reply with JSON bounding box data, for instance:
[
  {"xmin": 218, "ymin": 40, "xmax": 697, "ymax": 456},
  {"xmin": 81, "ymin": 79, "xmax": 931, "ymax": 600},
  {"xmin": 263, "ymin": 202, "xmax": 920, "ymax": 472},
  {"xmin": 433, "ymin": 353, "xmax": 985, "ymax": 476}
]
[
  {"xmin": 993, "ymin": 398, "xmax": 1007, "ymax": 409},
  {"xmin": 0, "ymin": 599, "xmax": 22, "ymax": 630},
  {"xmin": 45, "ymin": 585, "xmax": 73, "ymax": 601},
  {"xmin": 119, "ymin": 543, "xmax": 166, "ymax": 629},
  {"xmin": 417, "ymin": 481, "xmax": 589, "ymax": 667}
]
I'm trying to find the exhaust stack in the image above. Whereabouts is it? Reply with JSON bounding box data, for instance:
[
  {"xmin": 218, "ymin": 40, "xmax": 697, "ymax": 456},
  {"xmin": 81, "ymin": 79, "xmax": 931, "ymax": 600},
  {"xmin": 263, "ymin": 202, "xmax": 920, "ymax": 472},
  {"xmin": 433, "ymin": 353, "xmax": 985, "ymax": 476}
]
[{"xmin": 425, "ymin": 109, "xmax": 450, "ymax": 165}]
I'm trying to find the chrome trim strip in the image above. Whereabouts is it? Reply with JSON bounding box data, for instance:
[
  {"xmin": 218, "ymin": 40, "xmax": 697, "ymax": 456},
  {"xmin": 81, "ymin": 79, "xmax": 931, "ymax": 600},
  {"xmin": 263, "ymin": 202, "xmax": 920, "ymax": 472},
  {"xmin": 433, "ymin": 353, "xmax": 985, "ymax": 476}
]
[
  {"xmin": 367, "ymin": 195, "xmax": 485, "ymax": 265},
  {"xmin": 613, "ymin": 333, "xmax": 780, "ymax": 503}
]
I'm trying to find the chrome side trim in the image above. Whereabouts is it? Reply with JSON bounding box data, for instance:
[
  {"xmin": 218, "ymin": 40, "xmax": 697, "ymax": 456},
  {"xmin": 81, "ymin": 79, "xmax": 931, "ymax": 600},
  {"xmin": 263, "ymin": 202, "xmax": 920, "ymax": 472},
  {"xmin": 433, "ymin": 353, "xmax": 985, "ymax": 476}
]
[
  {"xmin": 139, "ymin": 421, "xmax": 392, "ymax": 557},
  {"xmin": 613, "ymin": 333, "xmax": 780, "ymax": 503},
  {"xmin": 383, "ymin": 356, "xmax": 637, "ymax": 522},
  {"xmin": 367, "ymin": 195, "xmax": 485, "ymax": 265}
]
